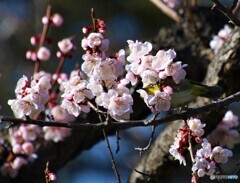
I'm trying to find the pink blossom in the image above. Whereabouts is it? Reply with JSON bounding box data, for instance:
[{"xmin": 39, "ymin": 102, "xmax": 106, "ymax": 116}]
[
  {"xmin": 51, "ymin": 105, "xmax": 75, "ymax": 122},
  {"xmin": 61, "ymin": 99, "xmax": 81, "ymax": 117},
  {"xmin": 48, "ymin": 173, "xmax": 57, "ymax": 181},
  {"xmin": 51, "ymin": 13, "xmax": 63, "ymax": 27},
  {"xmin": 108, "ymin": 93, "xmax": 133, "ymax": 120},
  {"xmin": 12, "ymin": 157, "xmax": 27, "ymax": 170},
  {"xmin": 92, "ymin": 60, "xmax": 116, "ymax": 81},
  {"xmin": 61, "ymin": 74, "xmax": 93, "ymax": 117},
  {"xmin": 19, "ymin": 125, "xmax": 41, "ymax": 141},
  {"xmin": 210, "ymin": 25, "xmax": 232, "ymax": 54},
  {"xmin": 33, "ymin": 71, "xmax": 52, "ymax": 81},
  {"xmin": 192, "ymin": 157, "xmax": 216, "ymax": 177},
  {"xmin": 137, "ymin": 89, "xmax": 171, "ymax": 113},
  {"xmin": 141, "ymin": 70, "xmax": 159, "ymax": 87},
  {"xmin": 22, "ymin": 142, "xmax": 34, "ymax": 156},
  {"xmin": 127, "ymin": 40, "xmax": 152, "ymax": 62},
  {"xmin": 192, "ymin": 139, "xmax": 216, "ymax": 177},
  {"xmin": 58, "ymin": 38, "xmax": 73, "ymax": 54},
  {"xmin": 169, "ymin": 135, "xmax": 186, "ymax": 166},
  {"xmin": 87, "ymin": 33, "xmax": 103, "ymax": 48},
  {"xmin": 37, "ymin": 46, "xmax": 51, "ymax": 61},
  {"xmin": 81, "ymin": 54, "xmax": 101, "ymax": 76},
  {"xmin": 148, "ymin": 91, "xmax": 171, "ymax": 113},
  {"xmin": 125, "ymin": 71, "xmax": 138, "ymax": 86},
  {"xmin": 151, "ymin": 49, "xmax": 176, "ymax": 71},
  {"xmin": 187, "ymin": 118, "xmax": 205, "ymax": 137},
  {"xmin": 208, "ymin": 110, "xmax": 240, "ymax": 148},
  {"xmin": 211, "ymin": 146, "xmax": 233, "ymax": 163},
  {"xmin": 8, "ymin": 99, "xmax": 35, "ymax": 119},
  {"xmin": 165, "ymin": 61, "xmax": 187, "ymax": 84}
]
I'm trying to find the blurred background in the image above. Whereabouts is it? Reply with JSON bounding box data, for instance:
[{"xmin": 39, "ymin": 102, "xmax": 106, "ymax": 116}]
[{"xmin": 0, "ymin": 0, "xmax": 237, "ymax": 183}]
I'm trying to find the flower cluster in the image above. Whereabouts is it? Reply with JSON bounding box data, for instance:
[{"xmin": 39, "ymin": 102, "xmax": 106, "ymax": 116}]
[
  {"xmin": 8, "ymin": 74, "xmax": 51, "ymax": 119},
  {"xmin": 26, "ymin": 11, "xmax": 64, "ymax": 62},
  {"xmin": 192, "ymin": 139, "xmax": 233, "ymax": 177},
  {"xmin": 169, "ymin": 118, "xmax": 205, "ymax": 166},
  {"xmin": 61, "ymin": 70, "xmax": 94, "ymax": 117},
  {"xmin": 127, "ymin": 41, "xmax": 187, "ymax": 113},
  {"xmin": 79, "ymin": 14, "xmax": 133, "ymax": 120},
  {"xmin": 169, "ymin": 117, "xmax": 233, "ymax": 178},
  {"xmin": 210, "ymin": 25, "xmax": 232, "ymax": 54},
  {"xmin": 208, "ymin": 110, "xmax": 240, "ymax": 148},
  {"xmin": 1, "ymin": 125, "xmax": 40, "ymax": 177}
]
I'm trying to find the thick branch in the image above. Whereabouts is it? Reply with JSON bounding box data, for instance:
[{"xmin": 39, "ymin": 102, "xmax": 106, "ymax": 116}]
[{"xmin": 1, "ymin": 90, "xmax": 240, "ymax": 130}]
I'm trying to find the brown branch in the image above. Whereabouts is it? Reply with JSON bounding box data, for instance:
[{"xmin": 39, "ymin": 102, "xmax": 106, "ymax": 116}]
[
  {"xmin": 211, "ymin": 0, "xmax": 240, "ymax": 26},
  {"xmin": 2, "ymin": 90, "xmax": 240, "ymax": 130},
  {"xmin": 34, "ymin": 5, "xmax": 52, "ymax": 73},
  {"xmin": 149, "ymin": 0, "xmax": 180, "ymax": 22},
  {"xmin": 135, "ymin": 125, "xmax": 156, "ymax": 155},
  {"xmin": 97, "ymin": 112, "xmax": 121, "ymax": 183}
]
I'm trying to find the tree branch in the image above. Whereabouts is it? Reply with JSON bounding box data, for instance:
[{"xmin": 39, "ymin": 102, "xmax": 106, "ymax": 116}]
[
  {"xmin": 1, "ymin": 90, "xmax": 240, "ymax": 131},
  {"xmin": 211, "ymin": 0, "xmax": 240, "ymax": 26}
]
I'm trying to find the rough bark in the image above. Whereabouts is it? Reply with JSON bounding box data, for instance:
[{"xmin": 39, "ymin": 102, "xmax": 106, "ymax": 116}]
[{"xmin": 129, "ymin": 10, "xmax": 240, "ymax": 183}]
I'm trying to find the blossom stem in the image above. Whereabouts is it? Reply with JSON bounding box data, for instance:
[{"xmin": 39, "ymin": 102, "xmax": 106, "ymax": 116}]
[
  {"xmin": 50, "ymin": 56, "xmax": 65, "ymax": 90},
  {"xmin": 188, "ymin": 132, "xmax": 195, "ymax": 163},
  {"xmin": 135, "ymin": 125, "xmax": 156, "ymax": 155},
  {"xmin": 34, "ymin": 5, "xmax": 52, "ymax": 73},
  {"xmin": 115, "ymin": 130, "xmax": 121, "ymax": 154}
]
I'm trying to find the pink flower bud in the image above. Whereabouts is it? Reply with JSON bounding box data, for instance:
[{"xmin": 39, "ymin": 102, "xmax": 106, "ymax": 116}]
[
  {"xmin": 56, "ymin": 51, "xmax": 62, "ymax": 58},
  {"xmin": 22, "ymin": 142, "xmax": 34, "ymax": 156},
  {"xmin": 48, "ymin": 173, "xmax": 56, "ymax": 181},
  {"xmin": 37, "ymin": 47, "xmax": 51, "ymax": 61},
  {"xmin": 82, "ymin": 27, "xmax": 89, "ymax": 34},
  {"xmin": 31, "ymin": 52, "xmax": 38, "ymax": 61},
  {"xmin": 98, "ymin": 27, "xmax": 106, "ymax": 34},
  {"xmin": 12, "ymin": 144, "xmax": 22, "ymax": 154},
  {"xmin": 26, "ymin": 51, "xmax": 32, "ymax": 60},
  {"xmin": 30, "ymin": 36, "xmax": 37, "ymax": 45},
  {"xmin": 42, "ymin": 16, "xmax": 49, "ymax": 25},
  {"xmin": 51, "ymin": 13, "xmax": 63, "ymax": 27}
]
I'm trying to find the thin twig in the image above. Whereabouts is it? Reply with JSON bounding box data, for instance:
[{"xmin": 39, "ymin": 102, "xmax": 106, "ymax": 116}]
[
  {"xmin": 211, "ymin": 0, "xmax": 240, "ymax": 26},
  {"xmin": 115, "ymin": 130, "xmax": 121, "ymax": 154},
  {"xmin": 51, "ymin": 56, "xmax": 65, "ymax": 87},
  {"xmin": 187, "ymin": 130, "xmax": 200, "ymax": 183},
  {"xmin": 135, "ymin": 126, "xmax": 156, "ymax": 155},
  {"xmin": 34, "ymin": 5, "xmax": 52, "ymax": 73},
  {"xmin": 2, "ymin": 90, "xmax": 240, "ymax": 130},
  {"xmin": 87, "ymin": 101, "xmax": 107, "ymax": 115},
  {"xmin": 97, "ymin": 111, "xmax": 121, "ymax": 183},
  {"xmin": 134, "ymin": 169, "xmax": 158, "ymax": 182},
  {"xmin": 149, "ymin": 0, "xmax": 180, "ymax": 22},
  {"xmin": 188, "ymin": 131, "xmax": 195, "ymax": 163}
]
